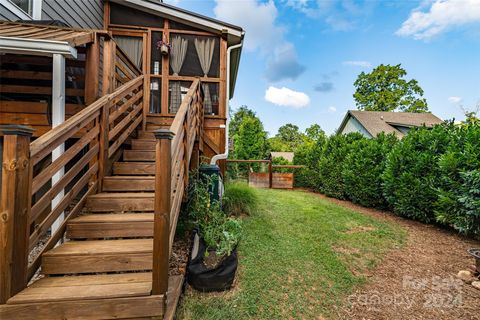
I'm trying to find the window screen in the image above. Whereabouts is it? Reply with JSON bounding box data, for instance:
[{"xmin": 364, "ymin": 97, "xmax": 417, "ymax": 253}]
[
  {"xmin": 202, "ymin": 82, "xmax": 219, "ymax": 116},
  {"xmin": 168, "ymin": 81, "xmax": 192, "ymax": 113},
  {"xmin": 110, "ymin": 3, "xmax": 163, "ymax": 28},
  {"xmin": 149, "ymin": 78, "xmax": 162, "ymax": 113},
  {"xmin": 168, "ymin": 34, "xmax": 219, "ymax": 78},
  {"xmin": 150, "ymin": 32, "xmax": 163, "ymax": 75}
]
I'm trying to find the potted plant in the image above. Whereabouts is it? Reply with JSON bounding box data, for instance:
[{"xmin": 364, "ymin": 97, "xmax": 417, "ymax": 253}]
[
  {"xmin": 156, "ymin": 40, "xmax": 171, "ymax": 56},
  {"xmin": 185, "ymin": 173, "xmax": 242, "ymax": 292}
]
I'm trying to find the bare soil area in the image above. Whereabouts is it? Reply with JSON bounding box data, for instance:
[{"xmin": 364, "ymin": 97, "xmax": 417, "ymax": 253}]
[{"xmin": 309, "ymin": 192, "xmax": 480, "ymax": 320}]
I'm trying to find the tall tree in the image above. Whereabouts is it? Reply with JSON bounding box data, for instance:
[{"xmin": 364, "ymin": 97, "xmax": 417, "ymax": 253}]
[
  {"xmin": 233, "ymin": 116, "xmax": 269, "ymax": 160},
  {"xmin": 229, "ymin": 106, "xmax": 257, "ymax": 137},
  {"xmin": 305, "ymin": 124, "xmax": 325, "ymax": 142},
  {"xmin": 353, "ymin": 64, "xmax": 428, "ymax": 113},
  {"xmin": 272, "ymin": 123, "xmax": 305, "ymax": 151}
]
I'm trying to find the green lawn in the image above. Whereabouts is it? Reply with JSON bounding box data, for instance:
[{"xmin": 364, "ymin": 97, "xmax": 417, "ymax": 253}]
[{"xmin": 177, "ymin": 188, "xmax": 406, "ymax": 319}]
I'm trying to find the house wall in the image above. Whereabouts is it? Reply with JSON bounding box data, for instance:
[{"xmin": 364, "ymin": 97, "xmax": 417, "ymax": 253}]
[
  {"xmin": 41, "ymin": 0, "xmax": 103, "ymax": 29},
  {"xmin": 0, "ymin": 2, "xmax": 24, "ymax": 20},
  {"xmin": 340, "ymin": 117, "xmax": 372, "ymax": 138}
]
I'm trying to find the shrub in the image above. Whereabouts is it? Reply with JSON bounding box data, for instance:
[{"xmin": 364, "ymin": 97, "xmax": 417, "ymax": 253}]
[
  {"xmin": 223, "ymin": 182, "xmax": 258, "ymax": 216},
  {"xmin": 343, "ymin": 133, "xmax": 398, "ymax": 209},
  {"xmin": 435, "ymin": 123, "xmax": 480, "ymax": 236},
  {"xmin": 294, "ymin": 137, "xmax": 326, "ymax": 188},
  {"xmin": 382, "ymin": 123, "xmax": 455, "ymax": 223},
  {"xmin": 183, "ymin": 172, "xmax": 243, "ymax": 255},
  {"xmin": 317, "ymin": 133, "xmax": 364, "ymax": 199}
]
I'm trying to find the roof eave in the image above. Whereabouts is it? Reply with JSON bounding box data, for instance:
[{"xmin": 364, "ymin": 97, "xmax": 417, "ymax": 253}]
[{"xmin": 0, "ymin": 36, "xmax": 77, "ymax": 58}]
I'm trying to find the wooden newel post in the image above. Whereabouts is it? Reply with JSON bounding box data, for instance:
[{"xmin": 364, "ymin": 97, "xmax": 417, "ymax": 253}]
[
  {"xmin": 0, "ymin": 125, "xmax": 34, "ymax": 304},
  {"xmin": 152, "ymin": 129, "xmax": 174, "ymax": 298},
  {"xmin": 268, "ymin": 160, "xmax": 273, "ymax": 189}
]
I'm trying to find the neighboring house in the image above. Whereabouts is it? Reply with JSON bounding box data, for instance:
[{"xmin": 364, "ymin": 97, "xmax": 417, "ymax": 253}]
[
  {"xmin": 271, "ymin": 151, "xmax": 294, "ymax": 162},
  {"xmin": 337, "ymin": 110, "xmax": 444, "ymax": 138}
]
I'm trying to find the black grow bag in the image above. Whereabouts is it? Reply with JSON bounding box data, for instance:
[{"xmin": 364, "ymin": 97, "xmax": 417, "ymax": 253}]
[{"xmin": 187, "ymin": 233, "xmax": 237, "ymax": 292}]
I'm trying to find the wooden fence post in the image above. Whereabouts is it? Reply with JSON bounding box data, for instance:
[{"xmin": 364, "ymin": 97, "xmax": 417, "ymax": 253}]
[
  {"xmin": 0, "ymin": 125, "xmax": 33, "ymax": 304},
  {"xmin": 269, "ymin": 160, "xmax": 273, "ymax": 189},
  {"xmin": 152, "ymin": 129, "xmax": 174, "ymax": 300}
]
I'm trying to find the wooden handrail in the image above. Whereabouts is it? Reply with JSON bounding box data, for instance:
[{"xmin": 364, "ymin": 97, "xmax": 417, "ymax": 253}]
[{"xmin": 153, "ymin": 79, "xmax": 204, "ymax": 299}]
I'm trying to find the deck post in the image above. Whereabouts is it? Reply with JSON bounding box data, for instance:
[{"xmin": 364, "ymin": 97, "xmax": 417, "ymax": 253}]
[
  {"xmin": 0, "ymin": 125, "xmax": 33, "ymax": 304},
  {"xmin": 152, "ymin": 129, "xmax": 174, "ymax": 300}
]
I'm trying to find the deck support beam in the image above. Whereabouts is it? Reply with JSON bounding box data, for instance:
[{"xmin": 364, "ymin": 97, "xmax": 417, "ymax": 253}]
[
  {"xmin": 152, "ymin": 129, "xmax": 174, "ymax": 302},
  {"xmin": 51, "ymin": 53, "xmax": 66, "ymax": 235},
  {"xmin": 0, "ymin": 125, "xmax": 33, "ymax": 304}
]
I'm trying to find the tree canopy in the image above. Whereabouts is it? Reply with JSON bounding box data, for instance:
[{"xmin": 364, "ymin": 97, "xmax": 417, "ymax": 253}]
[
  {"xmin": 230, "ymin": 106, "xmax": 269, "ymax": 160},
  {"xmin": 353, "ymin": 64, "xmax": 428, "ymax": 113}
]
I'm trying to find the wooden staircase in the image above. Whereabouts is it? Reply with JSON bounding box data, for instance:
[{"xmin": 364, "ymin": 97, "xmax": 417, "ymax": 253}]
[
  {"xmin": 0, "ymin": 77, "xmax": 204, "ymax": 319},
  {"xmin": 0, "ymin": 134, "xmax": 183, "ymax": 319}
]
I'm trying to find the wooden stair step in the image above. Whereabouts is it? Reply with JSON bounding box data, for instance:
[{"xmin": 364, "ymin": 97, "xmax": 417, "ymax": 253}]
[
  {"xmin": 103, "ymin": 176, "xmax": 155, "ymax": 192},
  {"xmin": 132, "ymin": 139, "xmax": 156, "ymax": 150},
  {"xmin": 0, "ymin": 275, "xmax": 187, "ymax": 319},
  {"xmin": 7, "ymin": 273, "xmax": 152, "ymax": 304},
  {"xmin": 113, "ymin": 161, "xmax": 155, "ymax": 175},
  {"xmin": 137, "ymin": 130, "xmax": 155, "ymax": 139},
  {"xmin": 42, "ymin": 239, "xmax": 153, "ymax": 274},
  {"xmin": 123, "ymin": 149, "xmax": 155, "ymax": 161},
  {"xmin": 85, "ymin": 192, "xmax": 154, "ymax": 212},
  {"xmin": 67, "ymin": 213, "xmax": 154, "ymax": 239}
]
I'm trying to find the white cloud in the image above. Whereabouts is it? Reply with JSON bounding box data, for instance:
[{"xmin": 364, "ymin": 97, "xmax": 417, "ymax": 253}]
[
  {"xmin": 328, "ymin": 106, "xmax": 337, "ymax": 113},
  {"xmin": 397, "ymin": 0, "xmax": 480, "ymax": 40},
  {"xmin": 448, "ymin": 96, "xmax": 463, "ymax": 104},
  {"xmin": 264, "ymin": 86, "xmax": 310, "ymax": 108},
  {"xmin": 342, "ymin": 60, "xmax": 372, "ymax": 68},
  {"xmin": 214, "ymin": 0, "xmax": 305, "ymax": 82}
]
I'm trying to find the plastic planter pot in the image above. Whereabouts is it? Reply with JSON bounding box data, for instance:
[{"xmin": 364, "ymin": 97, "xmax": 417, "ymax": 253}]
[
  {"xmin": 468, "ymin": 248, "xmax": 480, "ymax": 273},
  {"xmin": 187, "ymin": 233, "xmax": 237, "ymax": 292}
]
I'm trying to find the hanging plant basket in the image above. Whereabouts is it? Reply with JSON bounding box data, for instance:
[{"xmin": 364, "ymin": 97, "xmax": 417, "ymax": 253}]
[
  {"xmin": 187, "ymin": 232, "xmax": 238, "ymax": 292},
  {"xmin": 156, "ymin": 40, "xmax": 171, "ymax": 56}
]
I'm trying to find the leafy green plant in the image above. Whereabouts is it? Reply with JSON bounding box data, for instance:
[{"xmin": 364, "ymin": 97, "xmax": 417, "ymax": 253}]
[
  {"xmin": 435, "ymin": 123, "xmax": 480, "ymax": 236},
  {"xmin": 382, "ymin": 123, "xmax": 455, "ymax": 223},
  {"xmin": 184, "ymin": 172, "xmax": 243, "ymax": 256},
  {"xmin": 223, "ymin": 182, "xmax": 258, "ymax": 216},
  {"xmin": 317, "ymin": 132, "xmax": 364, "ymax": 199},
  {"xmin": 343, "ymin": 133, "xmax": 397, "ymax": 209}
]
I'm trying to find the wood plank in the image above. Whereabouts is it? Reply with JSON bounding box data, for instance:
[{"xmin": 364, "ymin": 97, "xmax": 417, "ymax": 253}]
[
  {"xmin": 85, "ymin": 192, "xmax": 154, "ymax": 212},
  {"xmin": 67, "ymin": 213, "xmax": 154, "ymax": 239},
  {"xmin": 42, "ymin": 239, "xmax": 153, "ymax": 274},
  {"xmin": 112, "ymin": 162, "xmax": 155, "ymax": 175},
  {"xmin": 164, "ymin": 275, "xmax": 184, "ymax": 320},
  {"xmin": 0, "ymin": 113, "xmax": 49, "ymax": 126},
  {"xmin": 8, "ymin": 273, "xmax": 152, "ymax": 304},
  {"xmin": 108, "ymin": 113, "xmax": 143, "ymax": 157},
  {"xmin": 0, "ymin": 101, "xmax": 84, "ymax": 115},
  {"xmin": 131, "ymin": 139, "xmax": 156, "ymax": 150},
  {"xmin": 103, "ymin": 176, "xmax": 155, "ymax": 192},
  {"xmin": 0, "ymin": 85, "xmax": 84, "ymax": 97},
  {"xmin": 0, "ymin": 295, "xmax": 164, "ymax": 320},
  {"xmin": 123, "ymin": 149, "xmax": 155, "ymax": 161}
]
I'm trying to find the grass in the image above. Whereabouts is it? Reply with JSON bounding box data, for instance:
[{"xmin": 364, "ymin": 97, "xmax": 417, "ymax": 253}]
[
  {"xmin": 177, "ymin": 188, "xmax": 406, "ymax": 319},
  {"xmin": 222, "ymin": 182, "xmax": 259, "ymax": 216}
]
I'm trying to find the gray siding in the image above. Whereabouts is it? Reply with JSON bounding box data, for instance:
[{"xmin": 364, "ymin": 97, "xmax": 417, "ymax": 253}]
[
  {"xmin": 340, "ymin": 117, "xmax": 372, "ymax": 138},
  {"xmin": 0, "ymin": 3, "xmax": 27, "ymax": 21},
  {"xmin": 42, "ymin": 0, "xmax": 103, "ymax": 29}
]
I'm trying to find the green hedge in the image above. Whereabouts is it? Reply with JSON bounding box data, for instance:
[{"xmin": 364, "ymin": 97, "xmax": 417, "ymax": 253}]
[
  {"xmin": 343, "ymin": 133, "xmax": 397, "ymax": 209},
  {"xmin": 299, "ymin": 122, "xmax": 480, "ymax": 237}
]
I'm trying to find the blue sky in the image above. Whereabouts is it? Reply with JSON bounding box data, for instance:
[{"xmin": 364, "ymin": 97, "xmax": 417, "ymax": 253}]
[{"xmin": 166, "ymin": 0, "xmax": 480, "ymax": 135}]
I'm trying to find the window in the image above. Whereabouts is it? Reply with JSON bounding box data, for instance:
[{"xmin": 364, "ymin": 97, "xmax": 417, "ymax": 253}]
[{"xmin": 9, "ymin": 0, "xmax": 32, "ymax": 16}]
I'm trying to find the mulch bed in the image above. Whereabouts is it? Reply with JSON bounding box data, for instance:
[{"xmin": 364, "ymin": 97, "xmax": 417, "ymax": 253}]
[
  {"xmin": 305, "ymin": 191, "xmax": 480, "ymax": 320},
  {"xmin": 169, "ymin": 233, "xmax": 192, "ymax": 276}
]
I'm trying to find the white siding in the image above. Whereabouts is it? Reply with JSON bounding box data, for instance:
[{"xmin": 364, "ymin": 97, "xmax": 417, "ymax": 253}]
[
  {"xmin": 340, "ymin": 117, "xmax": 372, "ymax": 138},
  {"xmin": 41, "ymin": 0, "xmax": 103, "ymax": 29}
]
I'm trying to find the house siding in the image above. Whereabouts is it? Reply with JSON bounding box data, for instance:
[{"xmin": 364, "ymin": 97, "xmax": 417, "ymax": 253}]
[
  {"xmin": 41, "ymin": 0, "xmax": 103, "ymax": 29},
  {"xmin": 340, "ymin": 117, "xmax": 372, "ymax": 138},
  {"xmin": 0, "ymin": 2, "xmax": 28, "ymax": 20}
]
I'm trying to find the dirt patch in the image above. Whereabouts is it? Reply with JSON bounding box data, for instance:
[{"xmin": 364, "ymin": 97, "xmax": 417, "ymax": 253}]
[
  {"xmin": 304, "ymin": 191, "xmax": 480, "ymax": 320},
  {"xmin": 169, "ymin": 234, "xmax": 192, "ymax": 276},
  {"xmin": 345, "ymin": 225, "xmax": 377, "ymax": 234}
]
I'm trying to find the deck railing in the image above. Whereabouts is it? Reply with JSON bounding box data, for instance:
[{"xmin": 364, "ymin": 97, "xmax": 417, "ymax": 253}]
[
  {"xmin": 152, "ymin": 79, "xmax": 204, "ymax": 295},
  {"xmin": 0, "ymin": 75, "xmax": 145, "ymax": 304}
]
